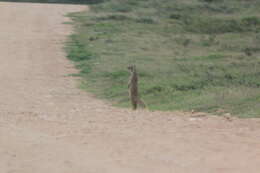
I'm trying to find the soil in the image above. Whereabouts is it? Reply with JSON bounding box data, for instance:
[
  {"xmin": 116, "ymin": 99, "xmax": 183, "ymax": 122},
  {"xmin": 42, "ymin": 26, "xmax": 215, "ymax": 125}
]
[{"xmin": 0, "ymin": 2, "xmax": 260, "ymax": 173}]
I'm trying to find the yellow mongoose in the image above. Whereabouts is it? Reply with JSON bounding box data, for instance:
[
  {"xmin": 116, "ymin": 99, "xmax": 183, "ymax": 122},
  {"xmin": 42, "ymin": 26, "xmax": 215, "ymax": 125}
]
[{"xmin": 127, "ymin": 65, "xmax": 146, "ymax": 110}]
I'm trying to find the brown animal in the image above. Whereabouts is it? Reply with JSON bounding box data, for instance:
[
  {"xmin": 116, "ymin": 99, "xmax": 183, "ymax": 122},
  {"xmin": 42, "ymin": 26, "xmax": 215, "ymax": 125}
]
[{"xmin": 127, "ymin": 65, "xmax": 146, "ymax": 110}]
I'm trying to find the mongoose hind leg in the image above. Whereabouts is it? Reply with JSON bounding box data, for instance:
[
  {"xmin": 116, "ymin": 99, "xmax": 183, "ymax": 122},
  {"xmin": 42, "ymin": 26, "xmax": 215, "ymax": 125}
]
[
  {"xmin": 131, "ymin": 98, "xmax": 138, "ymax": 110},
  {"xmin": 137, "ymin": 98, "xmax": 146, "ymax": 109}
]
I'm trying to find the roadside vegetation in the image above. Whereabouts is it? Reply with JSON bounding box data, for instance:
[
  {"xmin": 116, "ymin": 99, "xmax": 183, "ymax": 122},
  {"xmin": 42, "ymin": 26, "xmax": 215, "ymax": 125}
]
[{"xmin": 66, "ymin": 0, "xmax": 260, "ymax": 118}]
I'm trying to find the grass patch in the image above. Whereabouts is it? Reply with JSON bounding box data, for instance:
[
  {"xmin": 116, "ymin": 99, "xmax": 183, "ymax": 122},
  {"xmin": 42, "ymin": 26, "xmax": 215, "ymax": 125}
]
[{"xmin": 66, "ymin": 0, "xmax": 260, "ymax": 118}]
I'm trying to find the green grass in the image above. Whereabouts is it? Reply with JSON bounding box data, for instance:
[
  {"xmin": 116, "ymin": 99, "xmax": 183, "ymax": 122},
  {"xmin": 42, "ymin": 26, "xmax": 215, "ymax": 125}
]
[{"xmin": 65, "ymin": 0, "xmax": 260, "ymax": 118}]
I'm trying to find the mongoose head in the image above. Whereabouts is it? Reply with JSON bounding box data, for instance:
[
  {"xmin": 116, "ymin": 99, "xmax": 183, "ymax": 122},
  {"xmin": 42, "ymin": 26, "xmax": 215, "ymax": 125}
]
[{"xmin": 127, "ymin": 65, "xmax": 136, "ymax": 72}]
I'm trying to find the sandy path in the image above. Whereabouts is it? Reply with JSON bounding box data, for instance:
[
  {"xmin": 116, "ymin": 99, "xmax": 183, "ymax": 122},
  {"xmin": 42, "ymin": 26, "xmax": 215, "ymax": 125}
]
[{"xmin": 0, "ymin": 2, "xmax": 260, "ymax": 173}]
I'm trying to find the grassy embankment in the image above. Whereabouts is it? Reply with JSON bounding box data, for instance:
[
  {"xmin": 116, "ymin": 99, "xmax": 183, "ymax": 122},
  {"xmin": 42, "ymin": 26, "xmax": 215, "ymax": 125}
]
[{"xmin": 65, "ymin": 0, "xmax": 260, "ymax": 117}]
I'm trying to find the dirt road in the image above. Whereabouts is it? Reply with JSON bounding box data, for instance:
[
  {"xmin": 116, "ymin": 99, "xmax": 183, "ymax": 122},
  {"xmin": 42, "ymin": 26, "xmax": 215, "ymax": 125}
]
[{"xmin": 0, "ymin": 2, "xmax": 260, "ymax": 173}]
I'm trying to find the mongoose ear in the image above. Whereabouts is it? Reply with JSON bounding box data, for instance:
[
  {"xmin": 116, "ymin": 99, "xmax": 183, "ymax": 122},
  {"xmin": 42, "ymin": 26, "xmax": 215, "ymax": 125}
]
[
  {"xmin": 127, "ymin": 65, "xmax": 134, "ymax": 70},
  {"xmin": 127, "ymin": 66, "xmax": 131, "ymax": 70}
]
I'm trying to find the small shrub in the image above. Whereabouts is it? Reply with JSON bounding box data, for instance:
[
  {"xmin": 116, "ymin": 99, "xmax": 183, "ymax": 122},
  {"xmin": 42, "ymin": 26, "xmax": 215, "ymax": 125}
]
[
  {"xmin": 136, "ymin": 17, "xmax": 156, "ymax": 24},
  {"xmin": 201, "ymin": 35, "xmax": 218, "ymax": 47},
  {"xmin": 67, "ymin": 42, "xmax": 93, "ymax": 61},
  {"xmin": 169, "ymin": 13, "xmax": 182, "ymax": 20},
  {"xmin": 95, "ymin": 14, "xmax": 133, "ymax": 21},
  {"xmin": 110, "ymin": 5, "xmax": 132, "ymax": 13},
  {"xmin": 76, "ymin": 63, "xmax": 92, "ymax": 74},
  {"xmin": 175, "ymin": 36, "xmax": 192, "ymax": 47},
  {"xmin": 199, "ymin": 0, "xmax": 224, "ymax": 3},
  {"xmin": 242, "ymin": 16, "xmax": 260, "ymax": 26},
  {"xmin": 104, "ymin": 70, "xmax": 128, "ymax": 80},
  {"xmin": 243, "ymin": 47, "xmax": 260, "ymax": 56},
  {"xmin": 145, "ymin": 86, "xmax": 164, "ymax": 94}
]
